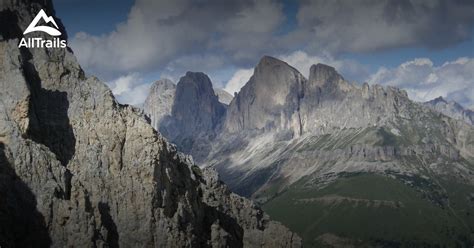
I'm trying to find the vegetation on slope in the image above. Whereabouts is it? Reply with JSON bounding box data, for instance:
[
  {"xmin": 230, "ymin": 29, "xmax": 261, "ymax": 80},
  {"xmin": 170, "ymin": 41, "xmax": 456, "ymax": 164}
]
[{"xmin": 263, "ymin": 173, "xmax": 473, "ymax": 247}]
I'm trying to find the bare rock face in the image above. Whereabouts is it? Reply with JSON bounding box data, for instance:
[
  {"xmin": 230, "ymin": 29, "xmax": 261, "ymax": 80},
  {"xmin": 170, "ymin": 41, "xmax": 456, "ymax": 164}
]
[
  {"xmin": 424, "ymin": 96, "xmax": 473, "ymax": 125},
  {"xmin": 168, "ymin": 72, "xmax": 226, "ymax": 139},
  {"xmin": 308, "ymin": 63, "xmax": 344, "ymax": 87},
  {"xmin": 201, "ymin": 167, "xmax": 301, "ymax": 248},
  {"xmin": 224, "ymin": 57, "xmax": 412, "ymax": 137},
  {"xmin": 300, "ymin": 65, "xmax": 411, "ymax": 134},
  {"xmin": 142, "ymin": 57, "xmax": 474, "ymax": 245},
  {"xmin": 225, "ymin": 56, "xmax": 306, "ymax": 135},
  {"xmin": 160, "ymin": 72, "xmax": 227, "ymax": 161},
  {"xmin": 0, "ymin": 1, "xmax": 300, "ymax": 247},
  {"xmin": 143, "ymin": 78, "xmax": 176, "ymax": 131},
  {"xmin": 201, "ymin": 56, "xmax": 474, "ymax": 202},
  {"xmin": 143, "ymin": 75, "xmax": 230, "ymax": 162}
]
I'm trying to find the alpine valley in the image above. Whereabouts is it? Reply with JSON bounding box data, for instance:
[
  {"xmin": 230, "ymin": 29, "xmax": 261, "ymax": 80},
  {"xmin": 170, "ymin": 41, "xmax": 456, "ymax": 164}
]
[{"xmin": 144, "ymin": 56, "xmax": 474, "ymax": 247}]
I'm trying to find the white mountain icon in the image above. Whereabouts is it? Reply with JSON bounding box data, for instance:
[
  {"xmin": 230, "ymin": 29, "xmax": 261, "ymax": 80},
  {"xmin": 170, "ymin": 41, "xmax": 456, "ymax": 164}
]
[{"xmin": 24, "ymin": 9, "xmax": 61, "ymax": 36}]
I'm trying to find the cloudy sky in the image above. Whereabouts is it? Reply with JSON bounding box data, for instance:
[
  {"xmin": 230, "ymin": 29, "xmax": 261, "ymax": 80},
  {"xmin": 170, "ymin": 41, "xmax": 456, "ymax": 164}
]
[{"xmin": 54, "ymin": 0, "xmax": 474, "ymax": 108}]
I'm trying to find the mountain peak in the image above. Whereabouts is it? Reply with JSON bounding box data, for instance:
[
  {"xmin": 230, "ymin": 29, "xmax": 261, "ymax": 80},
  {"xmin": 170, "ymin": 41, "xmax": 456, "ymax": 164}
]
[
  {"xmin": 176, "ymin": 71, "xmax": 219, "ymax": 106},
  {"xmin": 1, "ymin": 1, "xmax": 301, "ymax": 246},
  {"xmin": 428, "ymin": 96, "xmax": 465, "ymax": 109},
  {"xmin": 177, "ymin": 72, "xmax": 218, "ymax": 97},
  {"xmin": 312, "ymin": 63, "xmax": 336, "ymax": 71},
  {"xmin": 185, "ymin": 71, "xmax": 206, "ymax": 77},
  {"xmin": 256, "ymin": 55, "xmax": 295, "ymax": 71},
  {"xmin": 183, "ymin": 71, "xmax": 212, "ymax": 86},
  {"xmin": 431, "ymin": 96, "xmax": 447, "ymax": 104},
  {"xmin": 168, "ymin": 71, "xmax": 226, "ymax": 155},
  {"xmin": 258, "ymin": 55, "xmax": 283, "ymax": 64},
  {"xmin": 308, "ymin": 63, "xmax": 344, "ymax": 86},
  {"xmin": 144, "ymin": 79, "xmax": 176, "ymax": 131},
  {"xmin": 424, "ymin": 96, "xmax": 473, "ymax": 125},
  {"xmin": 150, "ymin": 78, "xmax": 175, "ymax": 91}
]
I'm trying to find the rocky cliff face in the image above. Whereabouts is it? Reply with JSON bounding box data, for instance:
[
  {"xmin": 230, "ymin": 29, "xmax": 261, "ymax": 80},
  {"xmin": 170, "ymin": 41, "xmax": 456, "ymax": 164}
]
[
  {"xmin": 143, "ymin": 78, "xmax": 176, "ymax": 131},
  {"xmin": 208, "ymin": 57, "xmax": 473, "ymax": 196},
  {"xmin": 143, "ymin": 55, "xmax": 474, "ymax": 245},
  {"xmin": 224, "ymin": 58, "xmax": 412, "ymax": 137},
  {"xmin": 143, "ymin": 81, "xmax": 233, "ymax": 133},
  {"xmin": 300, "ymin": 64, "xmax": 412, "ymax": 134},
  {"xmin": 0, "ymin": 1, "xmax": 301, "ymax": 247},
  {"xmin": 225, "ymin": 56, "xmax": 306, "ymax": 135},
  {"xmin": 158, "ymin": 72, "xmax": 227, "ymax": 161},
  {"xmin": 424, "ymin": 96, "xmax": 474, "ymax": 125},
  {"xmin": 203, "ymin": 57, "xmax": 474, "ymax": 246},
  {"xmin": 168, "ymin": 72, "xmax": 226, "ymax": 139}
]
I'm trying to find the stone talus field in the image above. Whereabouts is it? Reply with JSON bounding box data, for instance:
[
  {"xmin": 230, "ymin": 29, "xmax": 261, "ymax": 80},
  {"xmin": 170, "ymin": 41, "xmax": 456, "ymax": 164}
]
[{"xmin": 0, "ymin": 0, "xmax": 301, "ymax": 247}]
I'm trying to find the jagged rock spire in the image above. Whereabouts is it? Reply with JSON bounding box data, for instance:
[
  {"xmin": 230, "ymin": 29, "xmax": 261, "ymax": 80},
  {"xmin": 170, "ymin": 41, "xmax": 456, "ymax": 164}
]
[
  {"xmin": 308, "ymin": 63, "xmax": 344, "ymax": 87},
  {"xmin": 225, "ymin": 55, "xmax": 306, "ymax": 134}
]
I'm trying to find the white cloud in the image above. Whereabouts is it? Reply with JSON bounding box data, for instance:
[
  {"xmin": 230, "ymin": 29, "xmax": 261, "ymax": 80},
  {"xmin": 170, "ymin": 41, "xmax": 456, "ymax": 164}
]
[
  {"xmin": 68, "ymin": 0, "xmax": 474, "ymax": 107},
  {"xmin": 369, "ymin": 57, "xmax": 474, "ymax": 107},
  {"xmin": 216, "ymin": 0, "xmax": 284, "ymax": 61},
  {"xmin": 70, "ymin": 0, "xmax": 284, "ymax": 78},
  {"xmin": 278, "ymin": 50, "xmax": 369, "ymax": 82},
  {"xmin": 107, "ymin": 73, "xmax": 151, "ymax": 106},
  {"xmin": 69, "ymin": 0, "xmax": 474, "ymax": 83},
  {"xmin": 294, "ymin": 0, "xmax": 474, "ymax": 53},
  {"xmin": 224, "ymin": 68, "xmax": 254, "ymax": 95}
]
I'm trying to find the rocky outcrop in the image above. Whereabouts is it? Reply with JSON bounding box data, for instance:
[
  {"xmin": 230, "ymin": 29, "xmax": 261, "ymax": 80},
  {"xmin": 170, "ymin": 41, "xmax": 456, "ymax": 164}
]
[
  {"xmin": 424, "ymin": 96, "xmax": 473, "ymax": 125},
  {"xmin": 225, "ymin": 56, "xmax": 306, "ymax": 135},
  {"xmin": 141, "ymin": 57, "xmax": 474, "ymax": 245},
  {"xmin": 143, "ymin": 78, "xmax": 176, "ymax": 131},
  {"xmin": 299, "ymin": 64, "xmax": 412, "ymax": 134},
  {"xmin": 0, "ymin": 1, "xmax": 300, "ymax": 247},
  {"xmin": 168, "ymin": 72, "xmax": 226, "ymax": 139},
  {"xmin": 143, "ymin": 73, "xmax": 230, "ymax": 162},
  {"xmin": 223, "ymin": 57, "xmax": 413, "ymax": 137},
  {"xmin": 144, "ymin": 57, "xmax": 473, "ymax": 198},
  {"xmin": 308, "ymin": 63, "xmax": 345, "ymax": 87},
  {"xmin": 158, "ymin": 72, "xmax": 227, "ymax": 161},
  {"xmin": 201, "ymin": 168, "xmax": 301, "ymax": 247},
  {"xmin": 199, "ymin": 56, "xmax": 474, "ymax": 201}
]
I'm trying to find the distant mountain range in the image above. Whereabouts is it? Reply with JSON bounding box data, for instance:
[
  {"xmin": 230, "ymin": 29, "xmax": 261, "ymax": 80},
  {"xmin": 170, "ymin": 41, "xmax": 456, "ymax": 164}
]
[
  {"xmin": 424, "ymin": 96, "xmax": 474, "ymax": 125},
  {"xmin": 144, "ymin": 56, "xmax": 474, "ymax": 247}
]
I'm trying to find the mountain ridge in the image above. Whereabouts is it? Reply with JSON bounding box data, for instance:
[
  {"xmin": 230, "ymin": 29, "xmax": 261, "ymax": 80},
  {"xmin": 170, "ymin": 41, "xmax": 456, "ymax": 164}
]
[
  {"xmin": 145, "ymin": 55, "xmax": 474, "ymax": 246},
  {"xmin": 0, "ymin": 2, "xmax": 301, "ymax": 247},
  {"xmin": 424, "ymin": 96, "xmax": 474, "ymax": 125}
]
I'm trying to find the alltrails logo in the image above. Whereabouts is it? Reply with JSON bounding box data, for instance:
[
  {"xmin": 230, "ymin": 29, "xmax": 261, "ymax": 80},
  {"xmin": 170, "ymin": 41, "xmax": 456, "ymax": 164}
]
[{"xmin": 18, "ymin": 9, "xmax": 67, "ymax": 48}]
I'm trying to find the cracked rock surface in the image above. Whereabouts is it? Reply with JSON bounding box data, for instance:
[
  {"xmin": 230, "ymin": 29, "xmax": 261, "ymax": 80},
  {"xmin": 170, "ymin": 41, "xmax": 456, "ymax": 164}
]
[{"xmin": 0, "ymin": 1, "xmax": 301, "ymax": 247}]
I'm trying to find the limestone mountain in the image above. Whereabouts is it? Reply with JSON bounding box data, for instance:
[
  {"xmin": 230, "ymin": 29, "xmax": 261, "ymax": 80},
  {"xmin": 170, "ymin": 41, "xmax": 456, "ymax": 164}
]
[
  {"xmin": 0, "ymin": 1, "xmax": 301, "ymax": 247},
  {"xmin": 155, "ymin": 72, "xmax": 227, "ymax": 161},
  {"xmin": 424, "ymin": 96, "xmax": 474, "ymax": 125},
  {"xmin": 225, "ymin": 56, "xmax": 306, "ymax": 135},
  {"xmin": 224, "ymin": 57, "xmax": 414, "ymax": 137},
  {"xmin": 168, "ymin": 72, "xmax": 226, "ymax": 138},
  {"xmin": 143, "ymin": 78, "xmax": 176, "ymax": 131},
  {"xmin": 215, "ymin": 88, "xmax": 233, "ymax": 105},
  {"xmin": 143, "ymin": 81, "xmax": 233, "ymax": 133},
  {"xmin": 146, "ymin": 56, "xmax": 474, "ymax": 247}
]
